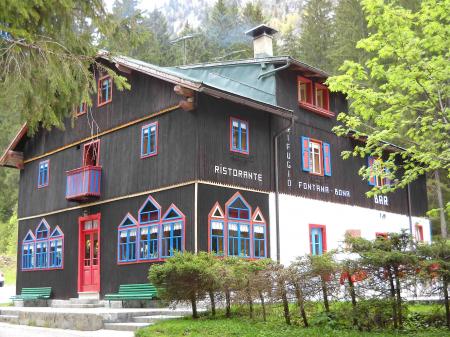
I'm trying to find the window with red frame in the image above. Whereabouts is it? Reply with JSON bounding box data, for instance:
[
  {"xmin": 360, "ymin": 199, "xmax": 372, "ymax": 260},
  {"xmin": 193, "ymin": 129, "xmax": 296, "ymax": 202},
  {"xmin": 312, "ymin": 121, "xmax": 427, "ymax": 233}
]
[
  {"xmin": 368, "ymin": 156, "xmax": 391, "ymax": 187},
  {"xmin": 315, "ymin": 83, "xmax": 330, "ymax": 111},
  {"xmin": 297, "ymin": 76, "xmax": 334, "ymax": 117},
  {"xmin": 298, "ymin": 76, "xmax": 313, "ymax": 104},
  {"xmin": 415, "ymin": 225, "xmax": 424, "ymax": 242},
  {"xmin": 375, "ymin": 232, "xmax": 388, "ymax": 240},
  {"xmin": 75, "ymin": 103, "xmax": 87, "ymax": 116},
  {"xmin": 83, "ymin": 140, "xmax": 100, "ymax": 166},
  {"xmin": 98, "ymin": 76, "xmax": 112, "ymax": 106},
  {"xmin": 301, "ymin": 136, "xmax": 332, "ymax": 176}
]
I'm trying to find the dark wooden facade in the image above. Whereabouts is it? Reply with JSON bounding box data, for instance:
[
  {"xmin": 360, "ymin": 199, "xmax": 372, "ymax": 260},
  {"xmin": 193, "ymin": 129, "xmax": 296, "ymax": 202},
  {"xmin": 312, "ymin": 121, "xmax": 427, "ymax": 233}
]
[{"xmin": 13, "ymin": 59, "xmax": 428, "ymax": 298}]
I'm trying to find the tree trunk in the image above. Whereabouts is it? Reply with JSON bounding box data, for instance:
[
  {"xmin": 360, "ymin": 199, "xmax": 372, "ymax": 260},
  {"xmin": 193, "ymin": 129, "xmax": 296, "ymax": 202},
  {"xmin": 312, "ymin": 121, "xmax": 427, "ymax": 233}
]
[
  {"xmin": 294, "ymin": 285, "xmax": 308, "ymax": 327},
  {"xmin": 281, "ymin": 288, "xmax": 291, "ymax": 325},
  {"xmin": 225, "ymin": 289, "xmax": 231, "ymax": 318},
  {"xmin": 259, "ymin": 292, "xmax": 267, "ymax": 322},
  {"xmin": 435, "ymin": 170, "xmax": 448, "ymax": 238},
  {"xmin": 209, "ymin": 291, "xmax": 216, "ymax": 317},
  {"xmin": 191, "ymin": 295, "xmax": 198, "ymax": 319},
  {"xmin": 393, "ymin": 266, "xmax": 403, "ymax": 328},
  {"xmin": 247, "ymin": 284, "xmax": 253, "ymax": 319},
  {"xmin": 387, "ymin": 269, "xmax": 398, "ymax": 329},
  {"xmin": 348, "ymin": 277, "xmax": 358, "ymax": 328},
  {"xmin": 321, "ymin": 277, "xmax": 330, "ymax": 313},
  {"xmin": 443, "ymin": 275, "xmax": 450, "ymax": 330}
]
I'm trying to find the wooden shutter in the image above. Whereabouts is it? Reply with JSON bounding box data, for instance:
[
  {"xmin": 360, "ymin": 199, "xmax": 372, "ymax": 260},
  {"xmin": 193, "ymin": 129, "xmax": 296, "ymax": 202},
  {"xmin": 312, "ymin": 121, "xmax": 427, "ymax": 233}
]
[
  {"xmin": 323, "ymin": 142, "xmax": 332, "ymax": 176},
  {"xmin": 301, "ymin": 136, "xmax": 311, "ymax": 172},
  {"xmin": 368, "ymin": 156, "xmax": 376, "ymax": 186}
]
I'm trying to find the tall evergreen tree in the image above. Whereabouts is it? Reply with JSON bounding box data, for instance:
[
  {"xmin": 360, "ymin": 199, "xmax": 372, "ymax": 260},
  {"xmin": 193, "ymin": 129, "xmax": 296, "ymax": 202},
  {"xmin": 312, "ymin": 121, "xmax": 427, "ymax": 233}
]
[
  {"xmin": 329, "ymin": 0, "xmax": 368, "ymax": 73},
  {"xmin": 298, "ymin": 0, "xmax": 335, "ymax": 72}
]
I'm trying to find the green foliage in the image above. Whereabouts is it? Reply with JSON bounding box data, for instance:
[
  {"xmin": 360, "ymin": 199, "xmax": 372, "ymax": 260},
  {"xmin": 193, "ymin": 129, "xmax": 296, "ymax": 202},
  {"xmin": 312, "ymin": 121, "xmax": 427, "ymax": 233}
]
[{"xmin": 327, "ymin": 0, "xmax": 450, "ymax": 203}]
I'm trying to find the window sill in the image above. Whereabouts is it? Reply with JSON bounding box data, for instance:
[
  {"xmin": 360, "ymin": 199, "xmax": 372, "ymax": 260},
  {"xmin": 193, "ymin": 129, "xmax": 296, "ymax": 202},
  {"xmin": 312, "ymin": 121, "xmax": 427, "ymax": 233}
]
[
  {"xmin": 299, "ymin": 101, "xmax": 335, "ymax": 118},
  {"xmin": 140, "ymin": 152, "xmax": 158, "ymax": 159},
  {"xmin": 97, "ymin": 99, "xmax": 112, "ymax": 107}
]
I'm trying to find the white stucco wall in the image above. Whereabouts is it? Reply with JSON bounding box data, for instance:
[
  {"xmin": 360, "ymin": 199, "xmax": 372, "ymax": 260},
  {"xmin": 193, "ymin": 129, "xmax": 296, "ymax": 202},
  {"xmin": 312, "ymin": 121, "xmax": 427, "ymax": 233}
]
[{"xmin": 269, "ymin": 193, "xmax": 431, "ymax": 265}]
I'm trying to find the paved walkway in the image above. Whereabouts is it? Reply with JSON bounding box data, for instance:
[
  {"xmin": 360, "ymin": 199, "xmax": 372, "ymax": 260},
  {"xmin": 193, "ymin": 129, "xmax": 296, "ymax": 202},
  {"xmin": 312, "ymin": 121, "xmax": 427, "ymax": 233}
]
[
  {"xmin": 0, "ymin": 323, "xmax": 134, "ymax": 337},
  {"xmin": 0, "ymin": 286, "xmax": 15, "ymax": 304}
]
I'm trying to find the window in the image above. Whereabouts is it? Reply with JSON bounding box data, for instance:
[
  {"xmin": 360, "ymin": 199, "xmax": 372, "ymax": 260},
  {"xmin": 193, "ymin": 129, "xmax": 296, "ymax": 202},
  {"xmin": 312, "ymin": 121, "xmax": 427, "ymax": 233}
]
[
  {"xmin": 415, "ymin": 225, "xmax": 424, "ymax": 242},
  {"xmin": 211, "ymin": 221, "xmax": 224, "ymax": 255},
  {"xmin": 301, "ymin": 137, "xmax": 331, "ymax": 176},
  {"xmin": 38, "ymin": 160, "xmax": 49, "ymax": 188},
  {"xmin": 161, "ymin": 206, "xmax": 184, "ymax": 258},
  {"xmin": 298, "ymin": 76, "xmax": 313, "ymax": 104},
  {"xmin": 117, "ymin": 196, "xmax": 185, "ymax": 264},
  {"xmin": 368, "ymin": 156, "xmax": 391, "ymax": 187},
  {"xmin": 21, "ymin": 220, "xmax": 64, "ymax": 271},
  {"xmin": 49, "ymin": 227, "xmax": 64, "ymax": 268},
  {"xmin": 98, "ymin": 75, "xmax": 112, "ymax": 106},
  {"xmin": 208, "ymin": 193, "xmax": 267, "ymax": 259},
  {"xmin": 310, "ymin": 225, "xmax": 326, "ymax": 255},
  {"xmin": 315, "ymin": 83, "xmax": 330, "ymax": 111},
  {"xmin": 22, "ymin": 231, "xmax": 35, "ymax": 270},
  {"xmin": 83, "ymin": 140, "xmax": 100, "ymax": 166},
  {"xmin": 376, "ymin": 232, "xmax": 388, "ymax": 240},
  {"xmin": 298, "ymin": 77, "xmax": 334, "ymax": 117},
  {"xmin": 230, "ymin": 118, "xmax": 249, "ymax": 154},
  {"xmin": 139, "ymin": 225, "xmax": 158, "ymax": 260},
  {"xmin": 253, "ymin": 224, "xmax": 266, "ymax": 258},
  {"xmin": 139, "ymin": 196, "xmax": 161, "ymax": 224},
  {"xmin": 118, "ymin": 214, "xmax": 138, "ymax": 263},
  {"xmin": 141, "ymin": 122, "xmax": 158, "ymax": 158},
  {"xmin": 75, "ymin": 103, "xmax": 87, "ymax": 116}
]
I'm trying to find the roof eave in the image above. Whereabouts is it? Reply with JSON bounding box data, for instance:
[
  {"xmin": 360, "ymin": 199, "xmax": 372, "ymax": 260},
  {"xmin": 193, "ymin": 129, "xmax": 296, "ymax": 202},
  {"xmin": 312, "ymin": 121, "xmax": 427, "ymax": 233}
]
[{"xmin": 0, "ymin": 123, "xmax": 28, "ymax": 168}]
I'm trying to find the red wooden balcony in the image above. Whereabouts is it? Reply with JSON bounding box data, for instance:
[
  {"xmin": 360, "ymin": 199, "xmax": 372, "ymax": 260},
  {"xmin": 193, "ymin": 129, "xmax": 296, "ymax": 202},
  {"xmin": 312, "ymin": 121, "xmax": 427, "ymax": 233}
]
[{"xmin": 66, "ymin": 166, "xmax": 102, "ymax": 202}]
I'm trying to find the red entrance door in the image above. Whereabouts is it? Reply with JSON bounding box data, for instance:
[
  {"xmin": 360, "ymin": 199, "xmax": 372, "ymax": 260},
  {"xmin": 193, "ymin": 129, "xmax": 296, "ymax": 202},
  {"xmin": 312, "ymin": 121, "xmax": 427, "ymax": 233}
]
[{"xmin": 78, "ymin": 214, "xmax": 101, "ymax": 293}]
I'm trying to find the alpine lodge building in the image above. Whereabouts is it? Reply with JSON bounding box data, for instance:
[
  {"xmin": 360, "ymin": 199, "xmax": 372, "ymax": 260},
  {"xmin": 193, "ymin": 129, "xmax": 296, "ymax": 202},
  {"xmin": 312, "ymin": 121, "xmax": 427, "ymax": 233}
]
[{"xmin": 0, "ymin": 25, "xmax": 430, "ymax": 300}]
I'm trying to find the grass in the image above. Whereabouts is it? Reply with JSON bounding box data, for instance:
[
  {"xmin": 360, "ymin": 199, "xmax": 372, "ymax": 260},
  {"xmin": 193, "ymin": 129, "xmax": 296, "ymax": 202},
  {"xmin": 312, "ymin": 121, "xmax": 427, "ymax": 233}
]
[
  {"xmin": 135, "ymin": 315, "xmax": 448, "ymax": 337},
  {"xmin": 136, "ymin": 303, "xmax": 449, "ymax": 337}
]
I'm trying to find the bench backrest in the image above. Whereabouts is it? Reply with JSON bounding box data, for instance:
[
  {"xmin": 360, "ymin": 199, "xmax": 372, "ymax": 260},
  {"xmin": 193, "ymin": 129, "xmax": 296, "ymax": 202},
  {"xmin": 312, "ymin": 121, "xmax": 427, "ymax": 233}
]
[
  {"xmin": 118, "ymin": 283, "xmax": 157, "ymax": 294},
  {"xmin": 20, "ymin": 287, "xmax": 52, "ymax": 296}
]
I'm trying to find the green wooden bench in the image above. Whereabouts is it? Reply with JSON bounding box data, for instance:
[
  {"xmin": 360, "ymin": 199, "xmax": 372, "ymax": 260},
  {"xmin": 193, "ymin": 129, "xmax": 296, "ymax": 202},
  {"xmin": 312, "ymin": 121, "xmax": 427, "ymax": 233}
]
[
  {"xmin": 104, "ymin": 283, "xmax": 158, "ymax": 307},
  {"xmin": 11, "ymin": 287, "xmax": 52, "ymax": 303}
]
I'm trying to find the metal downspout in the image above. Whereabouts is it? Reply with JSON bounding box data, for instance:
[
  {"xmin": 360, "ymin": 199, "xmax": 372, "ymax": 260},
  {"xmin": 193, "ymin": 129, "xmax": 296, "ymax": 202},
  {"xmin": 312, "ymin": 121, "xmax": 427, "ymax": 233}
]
[{"xmin": 274, "ymin": 115, "xmax": 295, "ymax": 263}]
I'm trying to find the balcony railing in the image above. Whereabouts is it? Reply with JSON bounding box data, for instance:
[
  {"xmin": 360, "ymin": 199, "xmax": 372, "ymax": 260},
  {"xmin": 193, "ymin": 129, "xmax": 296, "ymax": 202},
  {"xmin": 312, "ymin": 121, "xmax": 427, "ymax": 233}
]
[{"xmin": 66, "ymin": 166, "xmax": 102, "ymax": 202}]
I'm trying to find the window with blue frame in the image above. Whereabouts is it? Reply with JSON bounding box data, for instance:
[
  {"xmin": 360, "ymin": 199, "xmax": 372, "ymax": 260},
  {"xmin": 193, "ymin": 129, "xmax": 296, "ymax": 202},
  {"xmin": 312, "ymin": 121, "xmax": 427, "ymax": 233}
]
[
  {"xmin": 49, "ymin": 227, "xmax": 64, "ymax": 268},
  {"xmin": 98, "ymin": 75, "xmax": 112, "ymax": 106},
  {"xmin": 118, "ymin": 215, "xmax": 138, "ymax": 262},
  {"xmin": 139, "ymin": 225, "xmax": 158, "ymax": 260},
  {"xmin": 368, "ymin": 156, "xmax": 391, "ymax": 187},
  {"xmin": 228, "ymin": 223, "xmax": 250, "ymax": 257},
  {"xmin": 230, "ymin": 118, "xmax": 249, "ymax": 154},
  {"xmin": 253, "ymin": 224, "xmax": 266, "ymax": 258},
  {"xmin": 208, "ymin": 193, "xmax": 267, "ymax": 259},
  {"xmin": 210, "ymin": 220, "xmax": 224, "ymax": 255},
  {"xmin": 310, "ymin": 226, "xmax": 326, "ymax": 256},
  {"xmin": 22, "ymin": 231, "xmax": 35, "ymax": 270},
  {"xmin": 117, "ymin": 196, "xmax": 186, "ymax": 264},
  {"xmin": 139, "ymin": 196, "xmax": 160, "ymax": 224},
  {"xmin": 301, "ymin": 137, "xmax": 332, "ymax": 176},
  {"xmin": 21, "ymin": 220, "xmax": 64, "ymax": 271},
  {"xmin": 38, "ymin": 160, "xmax": 49, "ymax": 188},
  {"xmin": 141, "ymin": 122, "xmax": 158, "ymax": 158}
]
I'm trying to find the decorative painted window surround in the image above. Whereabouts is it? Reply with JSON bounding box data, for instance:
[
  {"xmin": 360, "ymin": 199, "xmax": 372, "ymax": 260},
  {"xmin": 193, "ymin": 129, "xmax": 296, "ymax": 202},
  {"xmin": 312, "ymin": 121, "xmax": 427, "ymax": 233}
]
[
  {"xmin": 309, "ymin": 224, "xmax": 327, "ymax": 256},
  {"xmin": 38, "ymin": 159, "xmax": 50, "ymax": 188},
  {"xmin": 97, "ymin": 75, "xmax": 112, "ymax": 107},
  {"xmin": 368, "ymin": 156, "xmax": 391, "ymax": 187},
  {"xmin": 230, "ymin": 117, "xmax": 249, "ymax": 155},
  {"xmin": 141, "ymin": 122, "xmax": 158, "ymax": 158},
  {"xmin": 117, "ymin": 195, "xmax": 185, "ymax": 265},
  {"xmin": 208, "ymin": 192, "xmax": 267, "ymax": 259},
  {"xmin": 297, "ymin": 76, "xmax": 334, "ymax": 118},
  {"xmin": 75, "ymin": 103, "xmax": 87, "ymax": 117},
  {"xmin": 21, "ymin": 219, "xmax": 64, "ymax": 271},
  {"xmin": 301, "ymin": 137, "xmax": 332, "ymax": 176}
]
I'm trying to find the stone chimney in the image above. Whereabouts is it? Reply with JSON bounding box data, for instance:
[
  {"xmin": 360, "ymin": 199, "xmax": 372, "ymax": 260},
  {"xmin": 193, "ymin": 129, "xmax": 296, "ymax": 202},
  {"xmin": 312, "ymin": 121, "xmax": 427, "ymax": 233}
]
[{"xmin": 245, "ymin": 24, "xmax": 278, "ymax": 58}]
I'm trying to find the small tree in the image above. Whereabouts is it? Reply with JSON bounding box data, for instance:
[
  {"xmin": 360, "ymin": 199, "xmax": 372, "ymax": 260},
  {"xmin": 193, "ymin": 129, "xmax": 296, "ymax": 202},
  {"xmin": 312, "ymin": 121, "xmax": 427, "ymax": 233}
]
[
  {"xmin": 197, "ymin": 252, "xmax": 222, "ymax": 317},
  {"xmin": 417, "ymin": 239, "xmax": 450, "ymax": 330},
  {"xmin": 269, "ymin": 263, "xmax": 291, "ymax": 325},
  {"xmin": 309, "ymin": 251, "xmax": 339, "ymax": 314},
  {"xmin": 218, "ymin": 257, "xmax": 239, "ymax": 318},
  {"xmin": 149, "ymin": 252, "xmax": 209, "ymax": 319}
]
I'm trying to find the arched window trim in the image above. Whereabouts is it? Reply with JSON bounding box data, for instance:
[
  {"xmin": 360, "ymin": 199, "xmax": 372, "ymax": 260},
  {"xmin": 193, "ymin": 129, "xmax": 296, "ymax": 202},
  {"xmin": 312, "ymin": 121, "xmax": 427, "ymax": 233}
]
[
  {"xmin": 117, "ymin": 197, "xmax": 186, "ymax": 265},
  {"xmin": 35, "ymin": 219, "xmax": 50, "ymax": 240},
  {"xmin": 161, "ymin": 204, "xmax": 185, "ymax": 258},
  {"xmin": 208, "ymin": 193, "xmax": 267, "ymax": 259},
  {"xmin": 49, "ymin": 226, "xmax": 64, "ymax": 269},
  {"xmin": 117, "ymin": 213, "xmax": 138, "ymax": 263},
  {"xmin": 138, "ymin": 195, "xmax": 161, "ymax": 224},
  {"xmin": 22, "ymin": 230, "xmax": 35, "ymax": 270}
]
